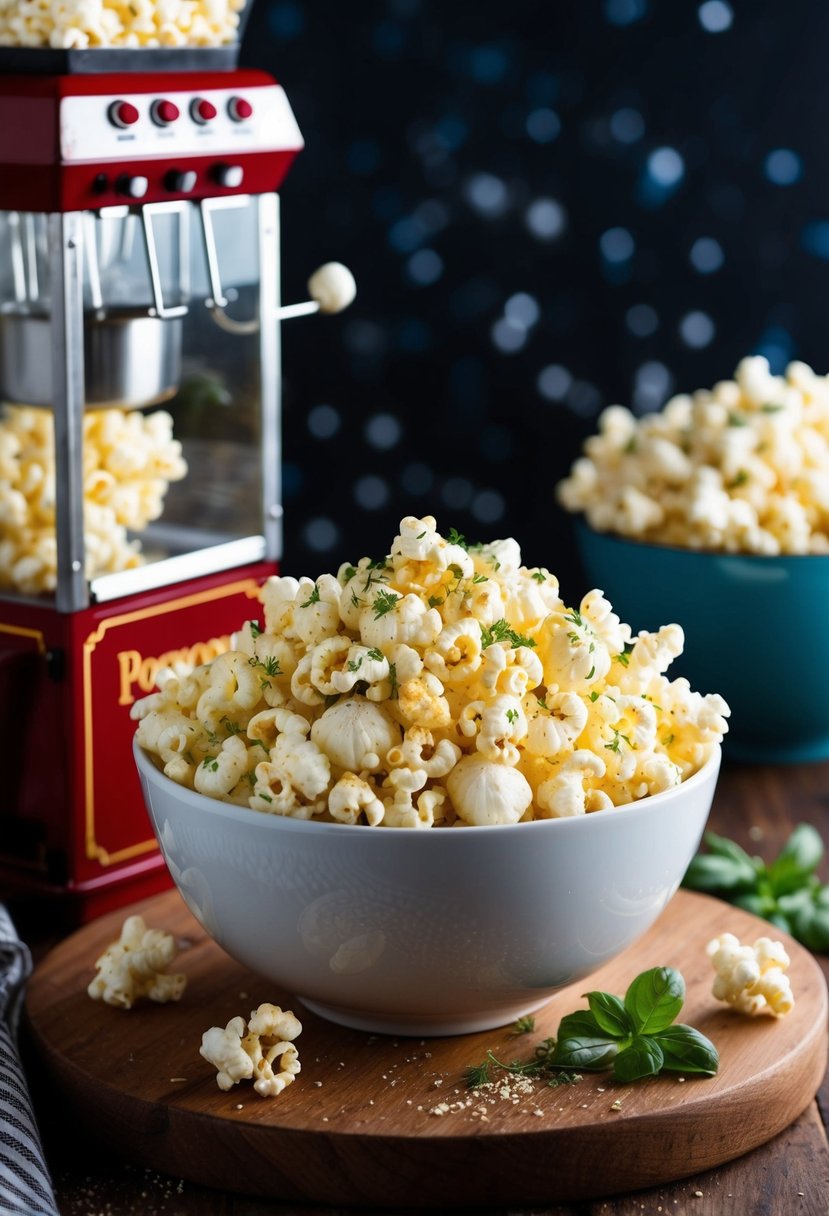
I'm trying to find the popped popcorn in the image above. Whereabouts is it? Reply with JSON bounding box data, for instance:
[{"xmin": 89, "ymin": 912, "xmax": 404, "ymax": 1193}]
[
  {"xmin": 134, "ymin": 515, "xmax": 729, "ymax": 826},
  {"xmin": 706, "ymin": 932, "xmax": 794, "ymax": 1016},
  {"xmin": 200, "ymin": 1003, "xmax": 302, "ymax": 1097},
  {"xmin": 557, "ymin": 357, "xmax": 829, "ymax": 555},
  {"xmin": 87, "ymin": 914, "xmax": 186, "ymax": 1009},
  {"xmin": 0, "ymin": 405, "xmax": 186, "ymax": 594},
  {"xmin": 0, "ymin": 0, "xmax": 246, "ymax": 50}
]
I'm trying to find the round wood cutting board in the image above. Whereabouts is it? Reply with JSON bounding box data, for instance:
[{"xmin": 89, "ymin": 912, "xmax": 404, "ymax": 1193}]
[{"xmin": 24, "ymin": 888, "xmax": 828, "ymax": 1207}]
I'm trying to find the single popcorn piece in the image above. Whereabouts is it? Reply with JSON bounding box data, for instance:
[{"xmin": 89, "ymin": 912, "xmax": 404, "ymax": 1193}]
[
  {"xmin": 557, "ymin": 357, "xmax": 829, "ymax": 555},
  {"xmin": 200, "ymin": 1003, "xmax": 302, "ymax": 1097},
  {"xmin": 87, "ymin": 915, "xmax": 187, "ymax": 1009},
  {"xmin": 706, "ymin": 932, "xmax": 794, "ymax": 1017},
  {"xmin": 134, "ymin": 514, "xmax": 730, "ymax": 826}
]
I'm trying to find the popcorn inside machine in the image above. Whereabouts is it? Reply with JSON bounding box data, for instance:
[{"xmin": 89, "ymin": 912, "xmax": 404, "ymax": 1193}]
[{"xmin": 0, "ymin": 30, "xmax": 354, "ymax": 918}]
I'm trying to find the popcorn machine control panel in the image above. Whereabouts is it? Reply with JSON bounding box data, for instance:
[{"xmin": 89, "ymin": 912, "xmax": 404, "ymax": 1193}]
[{"xmin": 0, "ymin": 69, "xmax": 304, "ymax": 210}]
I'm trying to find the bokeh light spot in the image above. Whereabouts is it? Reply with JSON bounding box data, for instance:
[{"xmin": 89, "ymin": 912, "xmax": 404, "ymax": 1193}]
[
  {"xmin": 698, "ymin": 1, "xmax": 734, "ymax": 33},
  {"xmin": 679, "ymin": 310, "xmax": 716, "ymax": 348},
  {"xmin": 304, "ymin": 517, "xmax": 339, "ymax": 552},
  {"xmin": 307, "ymin": 404, "xmax": 341, "ymax": 440},
  {"xmin": 689, "ymin": 236, "xmax": 724, "ymax": 273},
  {"xmin": 764, "ymin": 148, "xmax": 802, "ymax": 186}
]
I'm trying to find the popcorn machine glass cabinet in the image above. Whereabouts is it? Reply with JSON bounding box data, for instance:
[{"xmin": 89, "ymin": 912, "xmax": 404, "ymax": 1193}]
[{"xmin": 0, "ymin": 193, "xmax": 281, "ymax": 611}]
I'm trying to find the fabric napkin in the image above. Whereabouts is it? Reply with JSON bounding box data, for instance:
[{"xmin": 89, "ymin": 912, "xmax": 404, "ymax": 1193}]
[{"xmin": 0, "ymin": 905, "xmax": 59, "ymax": 1216}]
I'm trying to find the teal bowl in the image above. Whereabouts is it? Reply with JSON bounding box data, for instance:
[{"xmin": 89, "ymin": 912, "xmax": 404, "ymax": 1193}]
[{"xmin": 575, "ymin": 521, "xmax": 829, "ymax": 764}]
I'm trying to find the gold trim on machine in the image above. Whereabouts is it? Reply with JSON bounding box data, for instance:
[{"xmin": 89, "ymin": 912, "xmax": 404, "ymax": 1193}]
[
  {"xmin": 0, "ymin": 623, "xmax": 47, "ymax": 655},
  {"xmin": 83, "ymin": 578, "xmax": 263, "ymax": 865}
]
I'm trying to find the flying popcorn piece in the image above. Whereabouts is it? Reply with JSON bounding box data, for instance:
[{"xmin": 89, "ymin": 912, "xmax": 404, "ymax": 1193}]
[
  {"xmin": 200, "ymin": 1003, "xmax": 302, "ymax": 1097},
  {"xmin": 87, "ymin": 915, "xmax": 187, "ymax": 1009},
  {"xmin": 706, "ymin": 932, "xmax": 794, "ymax": 1017}
]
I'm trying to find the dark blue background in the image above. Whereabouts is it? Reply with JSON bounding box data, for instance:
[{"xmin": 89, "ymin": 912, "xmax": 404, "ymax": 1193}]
[{"xmin": 240, "ymin": 0, "xmax": 828, "ymax": 601}]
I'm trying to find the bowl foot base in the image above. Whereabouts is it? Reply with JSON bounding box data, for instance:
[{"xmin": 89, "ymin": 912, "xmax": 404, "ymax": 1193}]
[{"xmin": 298, "ymin": 993, "xmax": 555, "ymax": 1038}]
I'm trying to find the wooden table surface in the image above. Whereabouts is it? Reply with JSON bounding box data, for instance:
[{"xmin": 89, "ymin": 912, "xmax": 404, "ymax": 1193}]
[{"xmin": 7, "ymin": 755, "xmax": 829, "ymax": 1216}]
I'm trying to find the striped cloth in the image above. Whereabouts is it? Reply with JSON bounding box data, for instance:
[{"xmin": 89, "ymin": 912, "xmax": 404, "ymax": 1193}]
[{"xmin": 0, "ymin": 906, "xmax": 59, "ymax": 1216}]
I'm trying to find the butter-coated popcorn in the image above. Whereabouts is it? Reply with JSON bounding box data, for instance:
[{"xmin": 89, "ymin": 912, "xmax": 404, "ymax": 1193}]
[
  {"xmin": 558, "ymin": 357, "xmax": 829, "ymax": 554},
  {"xmin": 0, "ymin": 405, "xmax": 186, "ymax": 594},
  {"xmin": 134, "ymin": 516, "xmax": 729, "ymax": 826}
]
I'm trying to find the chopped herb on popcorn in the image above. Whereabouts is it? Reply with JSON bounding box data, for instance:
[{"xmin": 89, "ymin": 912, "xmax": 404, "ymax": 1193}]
[{"xmin": 133, "ymin": 516, "xmax": 729, "ymax": 827}]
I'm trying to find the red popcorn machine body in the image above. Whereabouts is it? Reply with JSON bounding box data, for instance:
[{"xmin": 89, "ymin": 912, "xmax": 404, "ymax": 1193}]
[{"xmin": 0, "ymin": 41, "xmax": 350, "ymax": 920}]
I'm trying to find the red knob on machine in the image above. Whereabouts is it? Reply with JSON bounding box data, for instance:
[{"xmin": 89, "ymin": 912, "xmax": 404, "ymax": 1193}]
[
  {"xmin": 108, "ymin": 100, "xmax": 139, "ymax": 129},
  {"xmin": 150, "ymin": 99, "xmax": 180, "ymax": 126},
  {"xmin": 213, "ymin": 163, "xmax": 244, "ymax": 189},
  {"xmin": 190, "ymin": 97, "xmax": 217, "ymax": 125},
  {"xmin": 164, "ymin": 169, "xmax": 198, "ymax": 194},
  {"xmin": 227, "ymin": 96, "xmax": 254, "ymax": 122},
  {"xmin": 115, "ymin": 174, "xmax": 149, "ymax": 199}
]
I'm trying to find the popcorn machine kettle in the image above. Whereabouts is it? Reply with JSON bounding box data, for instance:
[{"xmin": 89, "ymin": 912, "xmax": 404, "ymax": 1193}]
[{"xmin": 0, "ymin": 39, "xmax": 353, "ymax": 918}]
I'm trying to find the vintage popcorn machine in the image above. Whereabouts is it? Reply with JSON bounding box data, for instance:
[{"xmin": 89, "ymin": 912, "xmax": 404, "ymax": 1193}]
[{"xmin": 0, "ymin": 35, "xmax": 352, "ymax": 919}]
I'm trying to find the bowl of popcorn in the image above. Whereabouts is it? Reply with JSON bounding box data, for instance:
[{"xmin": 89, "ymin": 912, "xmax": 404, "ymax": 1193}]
[
  {"xmin": 0, "ymin": 0, "xmax": 247, "ymax": 51},
  {"xmin": 133, "ymin": 515, "xmax": 727, "ymax": 1036},
  {"xmin": 558, "ymin": 356, "xmax": 829, "ymax": 763}
]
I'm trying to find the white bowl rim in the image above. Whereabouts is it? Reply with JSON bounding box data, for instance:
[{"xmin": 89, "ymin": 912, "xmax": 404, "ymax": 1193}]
[
  {"xmin": 574, "ymin": 517, "xmax": 829, "ymax": 563},
  {"xmin": 133, "ymin": 737, "xmax": 721, "ymax": 841}
]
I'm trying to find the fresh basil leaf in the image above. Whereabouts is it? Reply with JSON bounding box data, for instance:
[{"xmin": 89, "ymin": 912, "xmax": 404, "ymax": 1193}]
[
  {"xmin": 613, "ymin": 1036, "xmax": 664, "ymax": 1082},
  {"xmin": 789, "ymin": 902, "xmax": 829, "ymax": 953},
  {"xmin": 705, "ymin": 830, "xmax": 762, "ymax": 871},
  {"xmin": 651, "ymin": 1024, "xmax": 719, "ymax": 1075},
  {"xmin": 732, "ymin": 891, "xmax": 776, "ymax": 918},
  {"xmin": 552, "ymin": 1033, "xmax": 620, "ymax": 1071},
  {"xmin": 624, "ymin": 967, "xmax": 685, "ymax": 1035},
  {"xmin": 768, "ymin": 824, "xmax": 824, "ymax": 896},
  {"xmin": 555, "ymin": 1009, "xmax": 603, "ymax": 1039},
  {"xmin": 584, "ymin": 990, "xmax": 633, "ymax": 1039},
  {"xmin": 682, "ymin": 851, "xmax": 757, "ymax": 892},
  {"xmin": 776, "ymin": 886, "xmax": 817, "ymax": 916}
]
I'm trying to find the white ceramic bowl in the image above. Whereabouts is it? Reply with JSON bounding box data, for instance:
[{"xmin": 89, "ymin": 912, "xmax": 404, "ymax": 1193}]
[{"xmin": 134, "ymin": 740, "xmax": 721, "ymax": 1037}]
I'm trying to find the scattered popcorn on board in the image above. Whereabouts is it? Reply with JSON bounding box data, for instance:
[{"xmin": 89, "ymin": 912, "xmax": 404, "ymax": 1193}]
[
  {"xmin": 707, "ymin": 932, "xmax": 795, "ymax": 1017},
  {"xmin": 87, "ymin": 915, "xmax": 186, "ymax": 1010},
  {"xmin": 200, "ymin": 1004, "xmax": 302, "ymax": 1097}
]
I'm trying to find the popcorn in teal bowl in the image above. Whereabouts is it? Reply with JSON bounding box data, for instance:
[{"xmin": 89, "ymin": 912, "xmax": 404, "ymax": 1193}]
[
  {"xmin": 559, "ymin": 356, "xmax": 829, "ymax": 763},
  {"xmin": 575, "ymin": 523, "xmax": 829, "ymax": 762}
]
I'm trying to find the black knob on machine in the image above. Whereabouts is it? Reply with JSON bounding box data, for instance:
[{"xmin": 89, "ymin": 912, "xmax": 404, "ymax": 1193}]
[
  {"xmin": 212, "ymin": 163, "xmax": 244, "ymax": 189},
  {"xmin": 115, "ymin": 174, "xmax": 149, "ymax": 199},
  {"xmin": 164, "ymin": 169, "xmax": 198, "ymax": 194}
]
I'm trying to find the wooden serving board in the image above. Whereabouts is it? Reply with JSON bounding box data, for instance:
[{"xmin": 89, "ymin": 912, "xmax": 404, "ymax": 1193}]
[{"xmin": 25, "ymin": 888, "xmax": 828, "ymax": 1208}]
